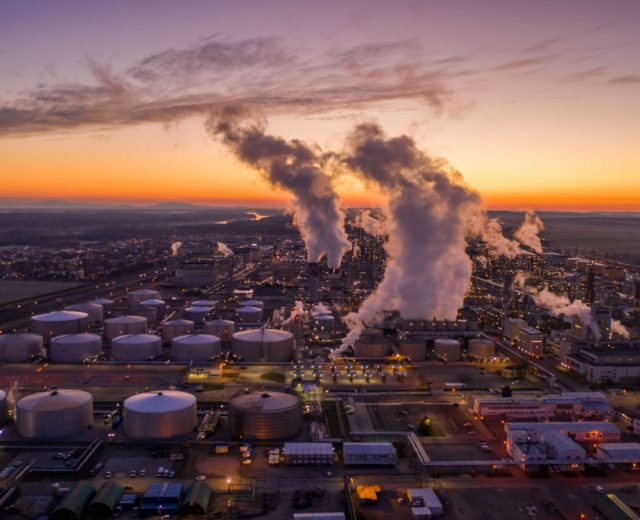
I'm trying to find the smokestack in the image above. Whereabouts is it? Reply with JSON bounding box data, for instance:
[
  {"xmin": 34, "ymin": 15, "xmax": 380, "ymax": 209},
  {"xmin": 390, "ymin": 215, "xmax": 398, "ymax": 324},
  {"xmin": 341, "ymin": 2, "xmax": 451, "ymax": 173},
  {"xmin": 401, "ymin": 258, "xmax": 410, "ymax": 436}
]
[{"xmin": 308, "ymin": 262, "xmax": 320, "ymax": 304}]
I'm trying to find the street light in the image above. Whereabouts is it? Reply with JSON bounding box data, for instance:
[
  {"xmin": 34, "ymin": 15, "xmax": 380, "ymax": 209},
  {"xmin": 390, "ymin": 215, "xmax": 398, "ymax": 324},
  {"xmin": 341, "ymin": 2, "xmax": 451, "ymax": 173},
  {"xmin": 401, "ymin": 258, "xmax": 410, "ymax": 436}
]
[{"xmin": 226, "ymin": 477, "xmax": 232, "ymax": 493}]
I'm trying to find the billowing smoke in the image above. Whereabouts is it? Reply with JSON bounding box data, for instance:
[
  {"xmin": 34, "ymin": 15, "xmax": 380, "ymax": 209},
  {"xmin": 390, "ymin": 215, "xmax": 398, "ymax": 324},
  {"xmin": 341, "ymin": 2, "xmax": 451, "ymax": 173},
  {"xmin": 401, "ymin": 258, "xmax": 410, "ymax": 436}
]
[
  {"xmin": 514, "ymin": 211, "xmax": 544, "ymax": 253},
  {"xmin": 206, "ymin": 107, "xmax": 351, "ymax": 269},
  {"xmin": 282, "ymin": 300, "xmax": 306, "ymax": 326},
  {"xmin": 477, "ymin": 217, "xmax": 523, "ymax": 259},
  {"xmin": 612, "ymin": 319, "xmax": 630, "ymax": 339},
  {"xmin": 216, "ymin": 241, "xmax": 233, "ymax": 257},
  {"xmin": 311, "ymin": 302, "xmax": 333, "ymax": 317},
  {"xmin": 331, "ymin": 312, "xmax": 366, "ymax": 358},
  {"xmin": 352, "ymin": 209, "xmax": 388, "ymax": 238},
  {"xmin": 513, "ymin": 276, "xmax": 600, "ymax": 338},
  {"xmin": 343, "ymin": 123, "xmax": 480, "ymax": 322},
  {"xmin": 171, "ymin": 241, "xmax": 182, "ymax": 256}
]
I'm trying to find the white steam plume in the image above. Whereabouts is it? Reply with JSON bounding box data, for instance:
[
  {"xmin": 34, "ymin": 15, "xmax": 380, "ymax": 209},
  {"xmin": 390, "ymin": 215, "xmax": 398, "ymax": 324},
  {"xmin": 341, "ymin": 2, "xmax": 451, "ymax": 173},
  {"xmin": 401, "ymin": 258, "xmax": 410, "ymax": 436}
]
[
  {"xmin": 206, "ymin": 107, "xmax": 351, "ymax": 269},
  {"xmin": 282, "ymin": 300, "xmax": 306, "ymax": 326},
  {"xmin": 216, "ymin": 241, "xmax": 233, "ymax": 257},
  {"xmin": 171, "ymin": 241, "xmax": 182, "ymax": 256},
  {"xmin": 514, "ymin": 211, "xmax": 544, "ymax": 253},
  {"xmin": 311, "ymin": 302, "xmax": 332, "ymax": 317},
  {"xmin": 513, "ymin": 276, "xmax": 600, "ymax": 338},
  {"xmin": 352, "ymin": 209, "xmax": 388, "ymax": 237},
  {"xmin": 612, "ymin": 319, "xmax": 630, "ymax": 339}
]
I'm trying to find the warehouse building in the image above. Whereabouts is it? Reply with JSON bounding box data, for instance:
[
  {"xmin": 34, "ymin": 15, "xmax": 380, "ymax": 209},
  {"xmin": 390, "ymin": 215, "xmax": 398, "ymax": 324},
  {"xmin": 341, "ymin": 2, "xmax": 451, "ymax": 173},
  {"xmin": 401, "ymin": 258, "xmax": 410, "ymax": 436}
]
[
  {"xmin": 343, "ymin": 442, "xmax": 396, "ymax": 466},
  {"xmin": 283, "ymin": 442, "xmax": 334, "ymax": 465}
]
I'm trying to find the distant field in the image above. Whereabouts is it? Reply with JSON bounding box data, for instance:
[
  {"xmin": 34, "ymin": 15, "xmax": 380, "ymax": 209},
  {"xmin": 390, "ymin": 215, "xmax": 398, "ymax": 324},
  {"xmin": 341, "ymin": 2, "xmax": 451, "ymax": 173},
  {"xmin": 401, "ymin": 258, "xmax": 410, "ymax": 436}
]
[
  {"xmin": 497, "ymin": 211, "xmax": 640, "ymax": 257},
  {"xmin": 0, "ymin": 280, "xmax": 84, "ymax": 305}
]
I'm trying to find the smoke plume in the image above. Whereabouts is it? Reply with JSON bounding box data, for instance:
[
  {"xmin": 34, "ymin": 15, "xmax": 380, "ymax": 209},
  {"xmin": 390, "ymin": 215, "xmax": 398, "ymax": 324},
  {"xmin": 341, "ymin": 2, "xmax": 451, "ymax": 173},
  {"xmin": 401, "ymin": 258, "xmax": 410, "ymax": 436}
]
[
  {"xmin": 170, "ymin": 241, "xmax": 182, "ymax": 257},
  {"xmin": 612, "ymin": 319, "xmax": 630, "ymax": 338},
  {"xmin": 513, "ymin": 276, "xmax": 600, "ymax": 338},
  {"xmin": 311, "ymin": 302, "xmax": 333, "ymax": 317},
  {"xmin": 206, "ymin": 107, "xmax": 351, "ymax": 269},
  {"xmin": 216, "ymin": 241, "xmax": 233, "ymax": 257},
  {"xmin": 282, "ymin": 300, "xmax": 306, "ymax": 326},
  {"xmin": 514, "ymin": 211, "xmax": 544, "ymax": 253},
  {"xmin": 352, "ymin": 209, "xmax": 388, "ymax": 238}
]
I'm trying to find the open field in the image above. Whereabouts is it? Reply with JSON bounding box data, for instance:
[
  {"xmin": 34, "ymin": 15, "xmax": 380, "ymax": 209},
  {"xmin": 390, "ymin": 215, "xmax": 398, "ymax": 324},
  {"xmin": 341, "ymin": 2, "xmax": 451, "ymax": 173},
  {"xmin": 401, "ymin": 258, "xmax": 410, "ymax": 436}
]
[{"xmin": 0, "ymin": 280, "xmax": 84, "ymax": 305}]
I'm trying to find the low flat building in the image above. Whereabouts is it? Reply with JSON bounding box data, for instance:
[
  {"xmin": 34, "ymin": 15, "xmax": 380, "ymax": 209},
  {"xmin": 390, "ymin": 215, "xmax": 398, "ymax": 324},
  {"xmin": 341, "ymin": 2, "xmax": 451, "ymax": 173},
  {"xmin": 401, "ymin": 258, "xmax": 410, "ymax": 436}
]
[
  {"xmin": 343, "ymin": 442, "xmax": 396, "ymax": 466},
  {"xmin": 283, "ymin": 442, "xmax": 334, "ymax": 465},
  {"xmin": 597, "ymin": 443, "xmax": 640, "ymax": 469},
  {"xmin": 566, "ymin": 349, "xmax": 640, "ymax": 384},
  {"xmin": 517, "ymin": 326, "xmax": 544, "ymax": 358}
]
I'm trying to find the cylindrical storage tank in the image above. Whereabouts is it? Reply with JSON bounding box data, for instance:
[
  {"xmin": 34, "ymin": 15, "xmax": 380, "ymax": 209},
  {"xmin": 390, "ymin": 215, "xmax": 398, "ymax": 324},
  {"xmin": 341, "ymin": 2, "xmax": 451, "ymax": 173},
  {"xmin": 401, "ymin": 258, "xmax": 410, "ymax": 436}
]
[
  {"xmin": 236, "ymin": 305, "xmax": 262, "ymax": 323},
  {"xmin": 0, "ymin": 333, "xmax": 44, "ymax": 362},
  {"xmin": 123, "ymin": 390, "xmax": 196, "ymax": 440},
  {"xmin": 398, "ymin": 338, "xmax": 426, "ymax": 361},
  {"xmin": 468, "ymin": 338, "xmax": 495, "ymax": 359},
  {"xmin": 31, "ymin": 311, "xmax": 89, "ymax": 339},
  {"xmin": 240, "ymin": 299, "xmax": 264, "ymax": 309},
  {"xmin": 104, "ymin": 316, "xmax": 148, "ymax": 340},
  {"xmin": 229, "ymin": 391, "xmax": 302, "ymax": 441},
  {"xmin": 126, "ymin": 289, "xmax": 161, "ymax": 307},
  {"xmin": 433, "ymin": 338, "xmax": 461, "ymax": 361},
  {"xmin": 192, "ymin": 299, "xmax": 217, "ymax": 308},
  {"xmin": 50, "ymin": 334, "xmax": 102, "ymax": 363},
  {"xmin": 162, "ymin": 319, "xmax": 194, "ymax": 341},
  {"xmin": 353, "ymin": 335, "xmax": 392, "ymax": 358},
  {"xmin": 130, "ymin": 305, "xmax": 158, "ymax": 324},
  {"xmin": 111, "ymin": 334, "xmax": 162, "ymax": 361},
  {"xmin": 140, "ymin": 299, "xmax": 166, "ymax": 320},
  {"xmin": 91, "ymin": 298, "xmax": 115, "ymax": 317},
  {"xmin": 315, "ymin": 314, "xmax": 335, "ymax": 332},
  {"xmin": 64, "ymin": 303, "xmax": 104, "ymax": 323},
  {"xmin": 184, "ymin": 306, "xmax": 212, "ymax": 326},
  {"xmin": 232, "ymin": 329, "xmax": 294, "ymax": 362},
  {"xmin": 0, "ymin": 390, "xmax": 6, "ymax": 423},
  {"xmin": 16, "ymin": 389, "xmax": 93, "ymax": 439},
  {"xmin": 171, "ymin": 334, "xmax": 221, "ymax": 362},
  {"xmin": 204, "ymin": 319, "xmax": 235, "ymax": 341}
]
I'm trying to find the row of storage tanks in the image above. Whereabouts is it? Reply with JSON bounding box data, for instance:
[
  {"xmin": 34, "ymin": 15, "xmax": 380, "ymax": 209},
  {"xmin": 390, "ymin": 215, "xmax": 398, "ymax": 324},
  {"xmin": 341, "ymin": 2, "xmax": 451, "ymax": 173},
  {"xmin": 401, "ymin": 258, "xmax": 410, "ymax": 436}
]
[
  {"xmin": 4, "ymin": 388, "xmax": 302, "ymax": 442},
  {"xmin": 353, "ymin": 330, "xmax": 496, "ymax": 361}
]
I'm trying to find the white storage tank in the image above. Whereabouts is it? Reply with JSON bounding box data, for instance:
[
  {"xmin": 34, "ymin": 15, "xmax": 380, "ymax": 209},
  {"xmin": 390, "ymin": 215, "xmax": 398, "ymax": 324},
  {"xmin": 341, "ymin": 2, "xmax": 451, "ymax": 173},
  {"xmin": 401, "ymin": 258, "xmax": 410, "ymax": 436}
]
[
  {"xmin": 16, "ymin": 389, "xmax": 93, "ymax": 439},
  {"xmin": 204, "ymin": 319, "xmax": 235, "ymax": 341},
  {"xmin": 184, "ymin": 306, "xmax": 212, "ymax": 325},
  {"xmin": 398, "ymin": 338, "xmax": 426, "ymax": 361},
  {"xmin": 123, "ymin": 390, "xmax": 196, "ymax": 440},
  {"xmin": 468, "ymin": 338, "xmax": 495, "ymax": 359},
  {"xmin": 111, "ymin": 334, "xmax": 162, "ymax": 361},
  {"xmin": 0, "ymin": 333, "xmax": 44, "ymax": 362},
  {"xmin": 0, "ymin": 389, "xmax": 6, "ymax": 422},
  {"xmin": 354, "ymin": 329, "xmax": 391, "ymax": 359},
  {"xmin": 192, "ymin": 299, "xmax": 217, "ymax": 307},
  {"xmin": 104, "ymin": 316, "xmax": 148, "ymax": 340},
  {"xmin": 50, "ymin": 334, "xmax": 102, "ymax": 363},
  {"xmin": 31, "ymin": 311, "xmax": 89, "ymax": 339},
  {"xmin": 141, "ymin": 299, "xmax": 167, "ymax": 319},
  {"xmin": 130, "ymin": 305, "xmax": 158, "ymax": 324},
  {"xmin": 162, "ymin": 319, "xmax": 194, "ymax": 341},
  {"xmin": 240, "ymin": 299, "xmax": 264, "ymax": 309},
  {"xmin": 232, "ymin": 329, "xmax": 294, "ymax": 362},
  {"xmin": 127, "ymin": 288, "xmax": 161, "ymax": 307},
  {"xmin": 229, "ymin": 390, "xmax": 302, "ymax": 441},
  {"xmin": 236, "ymin": 305, "xmax": 262, "ymax": 323},
  {"xmin": 315, "ymin": 314, "xmax": 335, "ymax": 332},
  {"xmin": 171, "ymin": 334, "xmax": 221, "ymax": 362},
  {"xmin": 433, "ymin": 338, "xmax": 461, "ymax": 361},
  {"xmin": 91, "ymin": 298, "xmax": 115, "ymax": 316},
  {"xmin": 64, "ymin": 303, "xmax": 104, "ymax": 323}
]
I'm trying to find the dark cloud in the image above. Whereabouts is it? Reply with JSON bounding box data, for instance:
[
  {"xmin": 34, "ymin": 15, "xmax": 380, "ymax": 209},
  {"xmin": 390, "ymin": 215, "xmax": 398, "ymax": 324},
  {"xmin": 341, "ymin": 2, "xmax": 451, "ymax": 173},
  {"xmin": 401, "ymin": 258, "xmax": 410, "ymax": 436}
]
[
  {"xmin": 0, "ymin": 35, "xmax": 461, "ymax": 137},
  {"xmin": 608, "ymin": 74, "xmax": 640, "ymax": 85}
]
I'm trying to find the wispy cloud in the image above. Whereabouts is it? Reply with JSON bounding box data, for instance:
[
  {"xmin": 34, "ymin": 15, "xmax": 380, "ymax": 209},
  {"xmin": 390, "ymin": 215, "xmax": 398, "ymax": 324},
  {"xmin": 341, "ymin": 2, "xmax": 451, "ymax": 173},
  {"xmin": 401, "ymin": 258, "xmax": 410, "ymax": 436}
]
[
  {"xmin": 608, "ymin": 74, "xmax": 640, "ymax": 85},
  {"xmin": 0, "ymin": 35, "xmax": 462, "ymax": 138}
]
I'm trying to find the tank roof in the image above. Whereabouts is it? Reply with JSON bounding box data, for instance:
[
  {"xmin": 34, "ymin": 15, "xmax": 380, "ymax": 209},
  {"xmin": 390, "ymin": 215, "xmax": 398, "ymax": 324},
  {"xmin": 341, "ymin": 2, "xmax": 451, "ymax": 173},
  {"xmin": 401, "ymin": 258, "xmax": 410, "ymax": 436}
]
[
  {"xmin": 207, "ymin": 319, "xmax": 234, "ymax": 325},
  {"xmin": 124, "ymin": 390, "xmax": 196, "ymax": 413},
  {"xmin": 164, "ymin": 319, "xmax": 194, "ymax": 326},
  {"xmin": 173, "ymin": 334, "xmax": 220, "ymax": 344},
  {"xmin": 233, "ymin": 328, "xmax": 293, "ymax": 342},
  {"xmin": 105, "ymin": 315, "xmax": 147, "ymax": 324},
  {"xmin": 32, "ymin": 310, "xmax": 88, "ymax": 322},
  {"xmin": 18, "ymin": 389, "xmax": 92, "ymax": 412},
  {"xmin": 231, "ymin": 390, "xmax": 300, "ymax": 412},
  {"xmin": 186, "ymin": 306, "xmax": 212, "ymax": 312},
  {"xmin": 51, "ymin": 333, "xmax": 102, "ymax": 344},
  {"xmin": 140, "ymin": 299, "xmax": 165, "ymax": 305},
  {"xmin": 112, "ymin": 334, "xmax": 160, "ymax": 344}
]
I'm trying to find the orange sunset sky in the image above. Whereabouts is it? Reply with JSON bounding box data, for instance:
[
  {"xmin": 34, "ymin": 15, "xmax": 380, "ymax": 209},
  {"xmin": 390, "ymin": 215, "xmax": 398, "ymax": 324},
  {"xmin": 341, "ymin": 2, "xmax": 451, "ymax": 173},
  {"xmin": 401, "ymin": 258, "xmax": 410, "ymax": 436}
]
[{"xmin": 1, "ymin": 1, "xmax": 639, "ymax": 211}]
